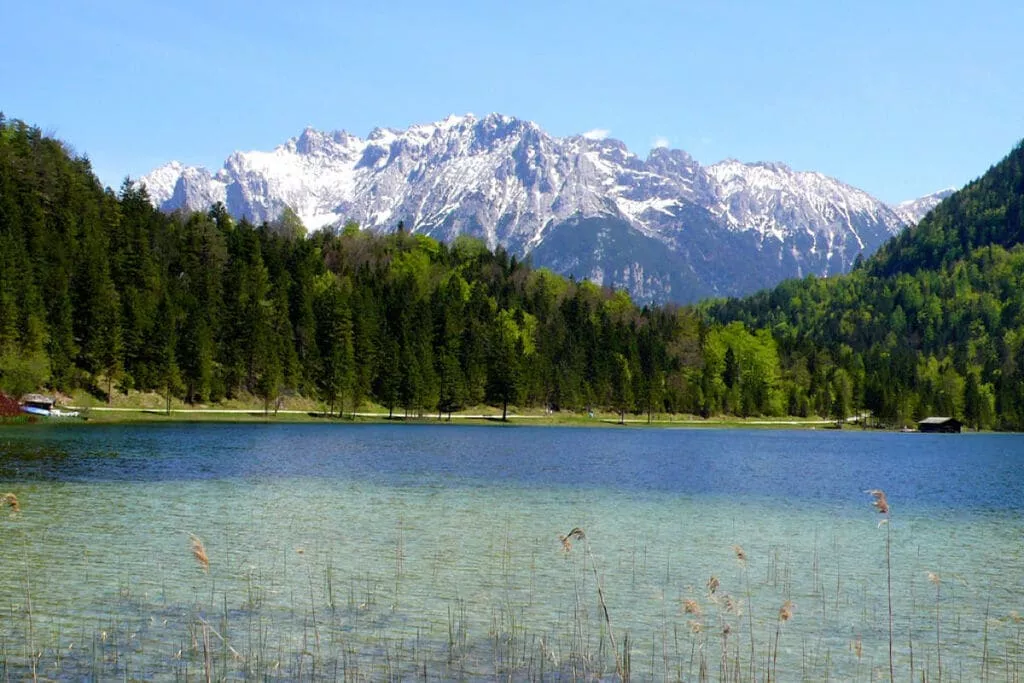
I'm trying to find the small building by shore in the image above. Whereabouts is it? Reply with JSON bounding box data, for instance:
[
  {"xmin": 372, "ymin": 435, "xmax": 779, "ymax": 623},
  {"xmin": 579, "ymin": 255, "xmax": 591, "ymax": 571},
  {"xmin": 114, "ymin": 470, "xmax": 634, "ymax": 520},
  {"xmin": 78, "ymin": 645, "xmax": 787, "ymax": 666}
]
[
  {"xmin": 20, "ymin": 393, "xmax": 55, "ymax": 412},
  {"xmin": 918, "ymin": 417, "xmax": 962, "ymax": 433}
]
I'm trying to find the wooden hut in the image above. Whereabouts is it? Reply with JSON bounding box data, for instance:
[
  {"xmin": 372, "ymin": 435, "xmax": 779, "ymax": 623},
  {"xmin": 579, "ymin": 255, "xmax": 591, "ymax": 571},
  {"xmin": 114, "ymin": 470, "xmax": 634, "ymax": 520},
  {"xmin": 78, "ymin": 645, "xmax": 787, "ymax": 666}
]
[{"xmin": 917, "ymin": 417, "xmax": 962, "ymax": 433}]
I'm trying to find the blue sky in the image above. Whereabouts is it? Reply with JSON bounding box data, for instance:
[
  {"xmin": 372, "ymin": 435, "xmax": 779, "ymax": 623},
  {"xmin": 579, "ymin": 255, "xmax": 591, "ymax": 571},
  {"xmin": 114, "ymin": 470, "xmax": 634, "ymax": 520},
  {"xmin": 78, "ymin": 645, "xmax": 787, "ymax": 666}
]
[{"xmin": 4, "ymin": 0, "xmax": 1023, "ymax": 203}]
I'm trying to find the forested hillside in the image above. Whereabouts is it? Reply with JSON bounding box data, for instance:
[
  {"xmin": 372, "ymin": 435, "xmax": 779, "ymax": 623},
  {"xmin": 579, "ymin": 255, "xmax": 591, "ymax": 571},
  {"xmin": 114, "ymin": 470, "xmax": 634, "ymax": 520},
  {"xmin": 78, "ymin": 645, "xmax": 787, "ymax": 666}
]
[
  {"xmin": 3, "ymin": 116, "xmax": 1024, "ymax": 428},
  {"xmin": 705, "ymin": 140, "xmax": 1024, "ymax": 430},
  {"xmin": 1, "ymin": 117, "xmax": 774, "ymax": 419}
]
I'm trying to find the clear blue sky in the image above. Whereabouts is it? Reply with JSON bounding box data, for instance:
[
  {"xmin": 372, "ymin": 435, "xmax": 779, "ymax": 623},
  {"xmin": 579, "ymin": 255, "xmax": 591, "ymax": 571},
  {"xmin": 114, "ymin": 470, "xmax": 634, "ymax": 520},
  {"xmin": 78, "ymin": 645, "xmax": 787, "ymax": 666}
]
[{"xmin": 4, "ymin": 0, "xmax": 1022, "ymax": 203}]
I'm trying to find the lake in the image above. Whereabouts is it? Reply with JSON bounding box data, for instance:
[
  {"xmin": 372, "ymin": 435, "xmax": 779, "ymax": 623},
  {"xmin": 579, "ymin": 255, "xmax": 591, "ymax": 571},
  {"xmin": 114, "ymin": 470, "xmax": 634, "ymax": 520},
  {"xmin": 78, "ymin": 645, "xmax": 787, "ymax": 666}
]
[{"xmin": 1, "ymin": 424, "xmax": 1022, "ymax": 681}]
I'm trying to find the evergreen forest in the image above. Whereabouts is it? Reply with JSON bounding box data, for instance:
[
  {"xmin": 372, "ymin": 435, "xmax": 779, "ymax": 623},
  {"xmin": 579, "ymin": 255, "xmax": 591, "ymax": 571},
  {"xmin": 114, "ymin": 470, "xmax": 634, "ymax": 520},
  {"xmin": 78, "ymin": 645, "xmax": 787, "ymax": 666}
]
[{"xmin": 3, "ymin": 115, "xmax": 1024, "ymax": 429}]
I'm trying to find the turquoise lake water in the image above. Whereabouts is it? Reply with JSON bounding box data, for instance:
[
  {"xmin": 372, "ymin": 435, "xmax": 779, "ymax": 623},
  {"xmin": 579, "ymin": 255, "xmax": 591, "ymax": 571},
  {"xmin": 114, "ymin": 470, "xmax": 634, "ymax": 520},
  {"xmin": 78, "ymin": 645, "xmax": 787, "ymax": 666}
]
[{"xmin": 1, "ymin": 424, "xmax": 1022, "ymax": 681}]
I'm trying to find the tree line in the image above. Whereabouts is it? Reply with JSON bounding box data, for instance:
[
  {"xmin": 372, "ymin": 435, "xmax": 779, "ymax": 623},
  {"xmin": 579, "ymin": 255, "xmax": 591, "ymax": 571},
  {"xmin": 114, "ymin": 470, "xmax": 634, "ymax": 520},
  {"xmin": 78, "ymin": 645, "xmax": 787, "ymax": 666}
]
[{"xmin": 3, "ymin": 116, "xmax": 1024, "ymax": 428}]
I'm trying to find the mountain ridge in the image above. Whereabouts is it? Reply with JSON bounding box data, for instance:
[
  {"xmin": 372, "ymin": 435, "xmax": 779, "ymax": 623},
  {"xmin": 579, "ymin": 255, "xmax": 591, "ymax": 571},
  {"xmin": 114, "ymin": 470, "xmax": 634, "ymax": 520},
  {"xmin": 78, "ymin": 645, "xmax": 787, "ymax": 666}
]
[{"xmin": 142, "ymin": 113, "xmax": 942, "ymax": 303}]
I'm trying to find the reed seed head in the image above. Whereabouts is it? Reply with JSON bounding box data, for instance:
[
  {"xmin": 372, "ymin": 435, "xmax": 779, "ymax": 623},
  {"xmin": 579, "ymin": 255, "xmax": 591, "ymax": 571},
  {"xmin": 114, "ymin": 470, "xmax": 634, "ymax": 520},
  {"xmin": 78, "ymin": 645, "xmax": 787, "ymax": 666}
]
[
  {"xmin": 189, "ymin": 534, "xmax": 209, "ymax": 572},
  {"xmin": 778, "ymin": 600, "xmax": 794, "ymax": 622},
  {"xmin": 707, "ymin": 575, "xmax": 720, "ymax": 594},
  {"xmin": 2, "ymin": 493, "xmax": 19, "ymax": 512},
  {"xmin": 866, "ymin": 489, "xmax": 890, "ymax": 515},
  {"xmin": 559, "ymin": 527, "xmax": 585, "ymax": 553},
  {"xmin": 688, "ymin": 620, "xmax": 703, "ymax": 634},
  {"xmin": 724, "ymin": 594, "xmax": 741, "ymax": 615},
  {"xmin": 732, "ymin": 544, "xmax": 747, "ymax": 563},
  {"xmin": 927, "ymin": 571, "xmax": 940, "ymax": 586},
  {"xmin": 683, "ymin": 599, "xmax": 702, "ymax": 616}
]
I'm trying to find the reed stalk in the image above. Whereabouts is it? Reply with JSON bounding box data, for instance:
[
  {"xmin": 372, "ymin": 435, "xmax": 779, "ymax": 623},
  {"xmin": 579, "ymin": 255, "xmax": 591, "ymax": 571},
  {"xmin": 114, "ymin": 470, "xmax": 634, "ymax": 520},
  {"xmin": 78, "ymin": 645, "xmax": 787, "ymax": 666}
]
[
  {"xmin": 868, "ymin": 489, "xmax": 894, "ymax": 682},
  {"xmin": 560, "ymin": 527, "xmax": 624, "ymax": 679},
  {"xmin": 201, "ymin": 621, "xmax": 212, "ymax": 683},
  {"xmin": 909, "ymin": 580, "xmax": 915, "ymax": 682},
  {"xmin": 734, "ymin": 544, "xmax": 756, "ymax": 681},
  {"xmin": 770, "ymin": 600, "xmax": 794, "ymax": 681},
  {"xmin": 23, "ymin": 569, "xmax": 36, "ymax": 683},
  {"xmin": 303, "ymin": 555, "xmax": 321, "ymax": 653},
  {"xmin": 981, "ymin": 593, "xmax": 990, "ymax": 681},
  {"xmin": 929, "ymin": 570, "xmax": 942, "ymax": 682}
]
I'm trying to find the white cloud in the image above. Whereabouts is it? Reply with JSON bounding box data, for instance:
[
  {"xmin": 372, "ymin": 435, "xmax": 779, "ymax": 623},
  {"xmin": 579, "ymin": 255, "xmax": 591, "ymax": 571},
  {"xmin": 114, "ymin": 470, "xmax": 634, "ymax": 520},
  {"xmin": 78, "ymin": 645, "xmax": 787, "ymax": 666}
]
[
  {"xmin": 652, "ymin": 136, "xmax": 670, "ymax": 149},
  {"xmin": 582, "ymin": 128, "xmax": 610, "ymax": 140}
]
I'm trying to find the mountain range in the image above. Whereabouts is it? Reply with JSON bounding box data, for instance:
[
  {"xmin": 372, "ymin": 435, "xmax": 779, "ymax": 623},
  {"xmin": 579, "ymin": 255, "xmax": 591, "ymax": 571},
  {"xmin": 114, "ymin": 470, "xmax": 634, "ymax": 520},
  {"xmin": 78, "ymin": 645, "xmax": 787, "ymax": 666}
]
[{"xmin": 142, "ymin": 114, "xmax": 948, "ymax": 303}]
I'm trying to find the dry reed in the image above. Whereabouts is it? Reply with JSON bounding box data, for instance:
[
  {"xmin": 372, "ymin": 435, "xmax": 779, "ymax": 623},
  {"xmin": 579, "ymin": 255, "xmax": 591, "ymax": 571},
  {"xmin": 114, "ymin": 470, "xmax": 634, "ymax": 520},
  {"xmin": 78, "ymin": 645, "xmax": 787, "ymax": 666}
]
[
  {"xmin": 734, "ymin": 543, "xmax": 755, "ymax": 681},
  {"xmin": 558, "ymin": 526, "xmax": 624, "ymax": 680},
  {"xmin": 2, "ymin": 493, "xmax": 19, "ymax": 512},
  {"xmin": 929, "ymin": 570, "xmax": 942, "ymax": 681},
  {"xmin": 867, "ymin": 488, "xmax": 894, "ymax": 682},
  {"xmin": 190, "ymin": 534, "xmax": 210, "ymax": 572},
  {"xmin": 770, "ymin": 600, "xmax": 795, "ymax": 681},
  {"xmin": 868, "ymin": 489, "xmax": 889, "ymax": 516},
  {"xmin": 723, "ymin": 595, "xmax": 740, "ymax": 615},
  {"xmin": 558, "ymin": 527, "xmax": 584, "ymax": 553}
]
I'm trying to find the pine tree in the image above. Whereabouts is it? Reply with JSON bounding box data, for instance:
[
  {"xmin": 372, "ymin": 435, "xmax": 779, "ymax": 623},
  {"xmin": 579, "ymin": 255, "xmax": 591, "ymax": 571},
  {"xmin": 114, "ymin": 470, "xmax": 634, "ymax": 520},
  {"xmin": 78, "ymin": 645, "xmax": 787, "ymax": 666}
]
[
  {"xmin": 611, "ymin": 352, "xmax": 633, "ymax": 424},
  {"xmin": 315, "ymin": 275, "xmax": 355, "ymax": 417},
  {"xmin": 488, "ymin": 310, "xmax": 522, "ymax": 421}
]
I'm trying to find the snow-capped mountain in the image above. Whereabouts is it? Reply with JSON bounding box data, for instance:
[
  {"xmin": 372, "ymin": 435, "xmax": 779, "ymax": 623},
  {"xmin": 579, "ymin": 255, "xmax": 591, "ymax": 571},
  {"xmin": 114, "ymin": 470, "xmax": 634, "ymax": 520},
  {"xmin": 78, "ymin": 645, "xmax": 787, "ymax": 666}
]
[
  {"xmin": 892, "ymin": 188, "xmax": 956, "ymax": 226},
  {"xmin": 142, "ymin": 114, "xmax": 922, "ymax": 303}
]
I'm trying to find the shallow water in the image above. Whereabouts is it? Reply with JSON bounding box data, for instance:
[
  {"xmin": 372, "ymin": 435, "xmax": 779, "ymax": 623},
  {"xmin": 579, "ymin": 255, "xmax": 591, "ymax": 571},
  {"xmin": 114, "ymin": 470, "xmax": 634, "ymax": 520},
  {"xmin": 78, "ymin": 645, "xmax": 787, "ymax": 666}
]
[{"xmin": 1, "ymin": 424, "xmax": 1022, "ymax": 680}]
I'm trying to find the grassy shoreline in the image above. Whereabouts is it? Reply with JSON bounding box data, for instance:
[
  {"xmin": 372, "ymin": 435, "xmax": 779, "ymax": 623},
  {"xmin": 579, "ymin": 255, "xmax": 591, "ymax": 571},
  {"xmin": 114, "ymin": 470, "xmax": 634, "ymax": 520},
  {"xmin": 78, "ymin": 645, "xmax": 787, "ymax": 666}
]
[
  {"xmin": 63, "ymin": 409, "xmax": 845, "ymax": 428},
  {"xmin": 6, "ymin": 389, "xmax": 866, "ymax": 429}
]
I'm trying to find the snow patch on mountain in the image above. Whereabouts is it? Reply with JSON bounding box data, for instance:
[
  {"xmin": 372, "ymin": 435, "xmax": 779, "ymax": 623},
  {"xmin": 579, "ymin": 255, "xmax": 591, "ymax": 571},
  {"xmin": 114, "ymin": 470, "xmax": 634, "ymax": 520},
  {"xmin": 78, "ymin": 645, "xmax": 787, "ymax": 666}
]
[{"xmin": 707, "ymin": 160, "xmax": 902, "ymax": 242}]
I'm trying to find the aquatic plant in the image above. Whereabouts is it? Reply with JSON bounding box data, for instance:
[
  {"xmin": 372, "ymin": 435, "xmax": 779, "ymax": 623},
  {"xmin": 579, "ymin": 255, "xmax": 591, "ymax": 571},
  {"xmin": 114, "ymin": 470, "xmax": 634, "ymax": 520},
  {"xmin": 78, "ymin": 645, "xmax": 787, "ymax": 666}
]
[
  {"xmin": 1, "ymin": 470, "xmax": 1021, "ymax": 681},
  {"xmin": 733, "ymin": 543, "xmax": 756, "ymax": 680},
  {"xmin": 559, "ymin": 526, "xmax": 624, "ymax": 679},
  {"xmin": 868, "ymin": 488, "xmax": 894, "ymax": 682},
  {"xmin": 558, "ymin": 526, "xmax": 583, "ymax": 553},
  {"xmin": 929, "ymin": 570, "xmax": 942, "ymax": 681},
  {"xmin": 770, "ymin": 599, "xmax": 794, "ymax": 681}
]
